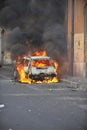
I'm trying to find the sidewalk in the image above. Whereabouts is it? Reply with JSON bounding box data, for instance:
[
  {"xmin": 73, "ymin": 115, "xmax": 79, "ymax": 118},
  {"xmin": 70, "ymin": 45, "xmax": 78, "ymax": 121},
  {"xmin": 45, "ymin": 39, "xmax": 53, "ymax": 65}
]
[{"xmin": 60, "ymin": 76, "xmax": 87, "ymax": 91}]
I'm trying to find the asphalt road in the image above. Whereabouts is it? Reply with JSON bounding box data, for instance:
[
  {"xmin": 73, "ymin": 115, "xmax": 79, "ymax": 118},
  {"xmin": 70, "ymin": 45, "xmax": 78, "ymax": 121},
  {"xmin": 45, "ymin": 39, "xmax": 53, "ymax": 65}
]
[{"xmin": 0, "ymin": 66, "xmax": 87, "ymax": 130}]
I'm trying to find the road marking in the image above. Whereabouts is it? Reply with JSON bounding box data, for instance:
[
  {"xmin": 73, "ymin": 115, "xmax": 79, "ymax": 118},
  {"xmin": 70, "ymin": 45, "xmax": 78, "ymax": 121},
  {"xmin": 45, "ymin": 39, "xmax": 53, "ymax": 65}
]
[
  {"xmin": 0, "ymin": 93, "xmax": 87, "ymax": 100},
  {"xmin": 47, "ymin": 88, "xmax": 70, "ymax": 91}
]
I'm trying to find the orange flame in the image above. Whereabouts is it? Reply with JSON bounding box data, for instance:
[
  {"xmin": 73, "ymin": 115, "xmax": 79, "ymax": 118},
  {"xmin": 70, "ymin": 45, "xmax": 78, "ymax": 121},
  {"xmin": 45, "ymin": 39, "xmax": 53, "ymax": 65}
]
[
  {"xmin": 16, "ymin": 57, "xmax": 31, "ymax": 83},
  {"xmin": 16, "ymin": 50, "xmax": 59, "ymax": 83},
  {"xmin": 33, "ymin": 50, "xmax": 46, "ymax": 56}
]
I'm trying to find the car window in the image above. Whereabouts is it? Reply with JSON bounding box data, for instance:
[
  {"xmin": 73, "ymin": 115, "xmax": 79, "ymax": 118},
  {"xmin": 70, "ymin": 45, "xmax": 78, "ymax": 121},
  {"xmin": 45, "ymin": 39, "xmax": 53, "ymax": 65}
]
[{"xmin": 32, "ymin": 59, "xmax": 53, "ymax": 67}]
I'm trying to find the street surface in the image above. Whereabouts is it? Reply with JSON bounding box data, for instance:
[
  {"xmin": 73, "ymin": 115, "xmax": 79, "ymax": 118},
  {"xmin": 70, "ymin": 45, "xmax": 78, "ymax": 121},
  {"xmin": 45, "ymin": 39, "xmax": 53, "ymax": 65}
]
[{"xmin": 0, "ymin": 65, "xmax": 87, "ymax": 130}]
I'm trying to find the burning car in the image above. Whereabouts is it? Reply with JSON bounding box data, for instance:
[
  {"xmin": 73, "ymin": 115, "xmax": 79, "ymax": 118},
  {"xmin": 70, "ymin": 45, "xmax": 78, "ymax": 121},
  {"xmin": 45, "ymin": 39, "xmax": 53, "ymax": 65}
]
[{"xmin": 14, "ymin": 55, "xmax": 58, "ymax": 83}]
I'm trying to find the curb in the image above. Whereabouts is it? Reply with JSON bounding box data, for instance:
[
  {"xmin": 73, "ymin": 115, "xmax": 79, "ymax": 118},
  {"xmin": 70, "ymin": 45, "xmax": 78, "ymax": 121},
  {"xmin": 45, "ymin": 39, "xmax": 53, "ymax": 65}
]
[{"xmin": 60, "ymin": 78, "xmax": 87, "ymax": 91}]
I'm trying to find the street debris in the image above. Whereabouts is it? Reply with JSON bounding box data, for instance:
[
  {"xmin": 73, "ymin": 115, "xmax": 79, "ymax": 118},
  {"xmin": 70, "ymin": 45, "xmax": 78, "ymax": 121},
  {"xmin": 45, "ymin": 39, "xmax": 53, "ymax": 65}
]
[
  {"xmin": 28, "ymin": 109, "xmax": 32, "ymax": 112},
  {"xmin": 48, "ymin": 88, "xmax": 53, "ymax": 91},
  {"xmin": 0, "ymin": 104, "xmax": 5, "ymax": 108}
]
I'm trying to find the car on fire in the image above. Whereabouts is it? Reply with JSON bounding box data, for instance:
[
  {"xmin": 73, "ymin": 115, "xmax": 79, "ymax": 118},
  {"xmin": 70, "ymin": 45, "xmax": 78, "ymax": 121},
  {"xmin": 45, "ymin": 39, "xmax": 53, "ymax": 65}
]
[{"xmin": 13, "ymin": 56, "xmax": 57, "ymax": 82}]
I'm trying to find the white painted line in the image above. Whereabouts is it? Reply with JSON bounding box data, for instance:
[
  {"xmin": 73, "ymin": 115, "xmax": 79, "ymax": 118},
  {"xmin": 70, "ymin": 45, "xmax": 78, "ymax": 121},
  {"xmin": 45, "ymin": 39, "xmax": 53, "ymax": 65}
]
[{"xmin": 0, "ymin": 94, "xmax": 87, "ymax": 101}]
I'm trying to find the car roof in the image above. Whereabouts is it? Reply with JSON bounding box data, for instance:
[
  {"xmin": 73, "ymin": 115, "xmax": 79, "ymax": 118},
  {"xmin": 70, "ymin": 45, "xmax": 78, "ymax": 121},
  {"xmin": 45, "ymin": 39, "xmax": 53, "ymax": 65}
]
[
  {"xmin": 30, "ymin": 56, "xmax": 50, "ymax": 60},
  {"xmin": 23, "ymin": 56, "xmax": 51, "ymax": 60}
]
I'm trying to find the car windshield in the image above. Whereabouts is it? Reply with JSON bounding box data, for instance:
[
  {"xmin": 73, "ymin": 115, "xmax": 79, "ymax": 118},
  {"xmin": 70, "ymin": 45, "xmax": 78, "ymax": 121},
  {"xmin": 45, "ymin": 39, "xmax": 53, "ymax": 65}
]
[{"xmin": 32, "ymin": 59, "xmax": 53, "ymax": 67}]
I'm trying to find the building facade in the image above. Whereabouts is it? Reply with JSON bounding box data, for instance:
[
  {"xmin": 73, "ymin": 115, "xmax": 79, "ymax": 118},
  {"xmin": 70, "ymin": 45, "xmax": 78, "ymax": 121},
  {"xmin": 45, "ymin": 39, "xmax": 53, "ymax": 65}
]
[
  {"xmin": 0, "ymin": 28, "xmax": 5, "ymax": 66},
  {"xmin": 67, "ymin": 0, "xmax": 87, "ymax": 77},
  {"xmin": 0, "ymin": 28, "xmax": 12, "ymax": 65}
]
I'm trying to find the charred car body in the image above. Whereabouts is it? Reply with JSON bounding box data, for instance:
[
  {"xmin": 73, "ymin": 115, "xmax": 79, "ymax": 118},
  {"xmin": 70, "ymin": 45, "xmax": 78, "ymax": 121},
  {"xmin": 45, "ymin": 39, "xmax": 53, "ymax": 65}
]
[{"xmin": 14, "ymin": 56, "xmax": 57, "ymax": 82}]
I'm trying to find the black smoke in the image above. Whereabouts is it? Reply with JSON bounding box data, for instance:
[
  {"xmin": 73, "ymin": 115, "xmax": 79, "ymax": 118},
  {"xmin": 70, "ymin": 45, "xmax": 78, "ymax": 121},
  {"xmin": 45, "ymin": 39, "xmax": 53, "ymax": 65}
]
[{"xmin": 0, "ymin": 0, "xmax": 67, "ymax": 62}]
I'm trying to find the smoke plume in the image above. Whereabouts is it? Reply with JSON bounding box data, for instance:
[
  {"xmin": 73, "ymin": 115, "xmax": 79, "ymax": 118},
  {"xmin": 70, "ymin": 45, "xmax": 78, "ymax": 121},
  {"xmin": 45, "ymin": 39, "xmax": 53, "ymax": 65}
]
[{"xmin": 0, "ymin": 0, "xmax": 67, "ymax": 63}]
